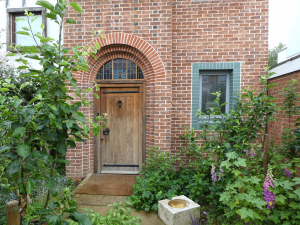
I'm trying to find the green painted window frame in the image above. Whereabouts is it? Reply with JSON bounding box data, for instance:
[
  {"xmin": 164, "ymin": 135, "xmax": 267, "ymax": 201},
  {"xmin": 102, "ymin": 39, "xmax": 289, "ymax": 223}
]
[
  {"xmin": 191, "ymin": 62, "xmax": 241, "ymax": 129},
  {"xmin": 199, "ymin": 71, "xmax": 230, "ymax": 115}
]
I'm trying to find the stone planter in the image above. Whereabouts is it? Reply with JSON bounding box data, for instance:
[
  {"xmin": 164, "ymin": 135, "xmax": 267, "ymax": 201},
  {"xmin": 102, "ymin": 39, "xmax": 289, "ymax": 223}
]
[{"xmin": 158, "ymin": 195, "xmax": 200, "ymax": 225}]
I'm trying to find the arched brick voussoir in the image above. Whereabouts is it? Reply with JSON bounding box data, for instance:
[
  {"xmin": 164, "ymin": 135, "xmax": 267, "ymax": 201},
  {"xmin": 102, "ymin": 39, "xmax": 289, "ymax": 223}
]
[
  {"xmin": 85, "ymin": 51, "xmax": 152, "ymax": 83},
  {"xmin": 81, "ymin": 44, "xmax": 155, "ymax": 83},
  {"xmin": 82, "ymin": 33, "xmax": 166, "ymax": 82},
  {"xmin": 91, "ymin": 44, "xmax": 153, "ymax": 71},
  {"xmin": 88, "ymin": 51, "xmax": 151, "ymax": 83}
]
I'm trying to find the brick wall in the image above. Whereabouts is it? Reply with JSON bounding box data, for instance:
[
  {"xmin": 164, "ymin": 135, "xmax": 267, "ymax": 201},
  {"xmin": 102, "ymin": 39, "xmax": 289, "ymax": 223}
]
[
  {"xmin": 268, "ymin": 70, "xmax": 300, "ymax": 176},
  {"xmin": 170, "ymin": 0, "xmax": 268, "ymax": 155},
  {"xmin": 63, "ymin": 0, "xmax": 269, "ymax": 178},
  {"xmin": 268, "ymin": 70, "xmax": 300, "ymax": 145}
]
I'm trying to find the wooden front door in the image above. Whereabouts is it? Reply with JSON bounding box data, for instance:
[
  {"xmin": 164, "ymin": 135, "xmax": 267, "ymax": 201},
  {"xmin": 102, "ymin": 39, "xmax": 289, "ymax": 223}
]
[{"xmin": 96, "ymin": 82, "xmax": 145, "ymax": 174}]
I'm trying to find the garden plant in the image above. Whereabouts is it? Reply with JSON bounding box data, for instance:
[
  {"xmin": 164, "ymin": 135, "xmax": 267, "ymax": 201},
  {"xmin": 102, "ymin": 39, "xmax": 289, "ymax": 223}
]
[
  {"xmin": 0, "ymin": 0, "xmax": 110, "ymax": 224},
  {"xmin": 130, "ymin": 70, "xmax": 300, "ymax": 225},
  {"xmin": 69, "ymin": 201, "xmax": 141, "ymax": 225}
]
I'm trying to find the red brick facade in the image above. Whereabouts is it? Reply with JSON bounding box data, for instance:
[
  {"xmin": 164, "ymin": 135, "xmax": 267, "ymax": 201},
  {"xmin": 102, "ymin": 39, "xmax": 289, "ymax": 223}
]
[
  {"xmin": 268, "ymin": 70, "xmax": 300, "ymax": 176},
  {"xmin": 64, "ymin": 0, "xmax": 269, "ymax": 179},
  {"xmin": 268, "ymin": 70, "xmax": 300, "ymax": 145}
]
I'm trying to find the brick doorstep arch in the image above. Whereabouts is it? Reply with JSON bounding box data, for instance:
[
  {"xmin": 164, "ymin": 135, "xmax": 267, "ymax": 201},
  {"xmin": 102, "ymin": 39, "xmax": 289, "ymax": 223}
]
[{"xmin": 66, "ymin": 33, "xmax": 171, "ymax": 179}]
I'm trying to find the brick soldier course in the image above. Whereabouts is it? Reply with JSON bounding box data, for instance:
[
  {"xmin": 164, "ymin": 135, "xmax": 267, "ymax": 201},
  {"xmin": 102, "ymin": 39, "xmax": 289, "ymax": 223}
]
[{"xmin": 63, "ymin": 0, "xmax": 269, "ymax": 179}]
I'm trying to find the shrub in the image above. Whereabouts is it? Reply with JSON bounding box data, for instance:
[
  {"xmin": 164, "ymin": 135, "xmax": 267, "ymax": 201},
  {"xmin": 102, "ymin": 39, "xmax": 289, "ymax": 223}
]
[
  {"xmin": 180, "ymin": 70, "xmax": 300, "ymax": 224},
  {"xmin": 0, "ymin": 1, "xmax": 107, "ymax": 224},
  {"xmin": 129, "ymin": 146, "xmax": 198, "ymax": 211}
]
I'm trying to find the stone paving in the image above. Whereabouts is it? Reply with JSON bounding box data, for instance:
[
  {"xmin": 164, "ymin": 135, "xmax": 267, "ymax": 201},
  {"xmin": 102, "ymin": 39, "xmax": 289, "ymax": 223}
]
[{"xmin": 73, "ymin": 194, "xmax": 165, "ymax": 225}]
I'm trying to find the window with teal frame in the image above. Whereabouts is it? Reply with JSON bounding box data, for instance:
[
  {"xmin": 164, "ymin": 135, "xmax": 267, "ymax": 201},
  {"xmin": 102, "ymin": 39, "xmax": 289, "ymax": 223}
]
[{"xmin": 191, "ymin": 62, "xmax": 241, "ymax": 129}]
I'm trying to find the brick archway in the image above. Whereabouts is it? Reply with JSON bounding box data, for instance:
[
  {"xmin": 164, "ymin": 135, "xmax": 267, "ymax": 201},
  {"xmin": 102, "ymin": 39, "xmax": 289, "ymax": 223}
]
[
  {"xmin": 86, "ymin": 45, "xmax": 153, "ymax": 83},
  {"xmin": 67, "ymin": 33, "xmax": 171, "ymax": 179},
  {"xmin": 73, "ymin": 33, "xmax": 166, "ymax": 83}
]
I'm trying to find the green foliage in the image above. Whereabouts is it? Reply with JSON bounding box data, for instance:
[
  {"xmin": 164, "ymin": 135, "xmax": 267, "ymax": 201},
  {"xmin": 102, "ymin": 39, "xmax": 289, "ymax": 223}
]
[
  {"xmin": 71, "ymin": 201, "xmax": 141, "ymax": 225},
  {"xmin": 179, "ymin": 68, "xmax": 300, "ymax": 224},
  {"xmin": 21, "ymin": 187, "xmax": 78, "ymax": 225},
  {"xmin": 280, "ymin": 79, "xmax": 300, "ymax": 160},
  {"xmin": 265, "ymin": 156, "xmax": 300, "ymax": 224},
  {"xmin": 187, "ymin": 172, "xmax": 210, "ymax": 205},
  {"xmin": 129, "ymin": 147, "xmax": 197, "ymax": 211},
  {"xmin": 268, "ymin": 42, "xmax": 286, "ymax": 67},
  {"xmin": 0, "ymin": 0, "xmax": 107, "ymax": 224}
]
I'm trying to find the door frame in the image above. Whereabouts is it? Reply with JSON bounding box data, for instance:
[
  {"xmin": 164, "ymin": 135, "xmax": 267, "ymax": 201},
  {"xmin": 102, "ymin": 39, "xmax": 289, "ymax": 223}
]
[{"xmin": 94, "ymin": 80, "xmax": 146, "ymax": 174}]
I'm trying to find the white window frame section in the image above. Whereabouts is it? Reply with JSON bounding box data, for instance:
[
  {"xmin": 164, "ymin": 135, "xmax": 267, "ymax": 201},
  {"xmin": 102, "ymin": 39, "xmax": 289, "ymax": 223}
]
[
  {"xmin": 6, "ymin": 7, "xmax": 47, "ymax": 52},
  {"xmin": 199, "ymin": 71, "xmax": 230, "ymax": 115}
]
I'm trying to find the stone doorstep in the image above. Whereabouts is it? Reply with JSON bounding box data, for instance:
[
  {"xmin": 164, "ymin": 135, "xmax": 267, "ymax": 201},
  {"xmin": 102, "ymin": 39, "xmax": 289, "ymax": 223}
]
[{"xmin": 71, "ymin": 172, "xmax": 93, "ymax": 196}]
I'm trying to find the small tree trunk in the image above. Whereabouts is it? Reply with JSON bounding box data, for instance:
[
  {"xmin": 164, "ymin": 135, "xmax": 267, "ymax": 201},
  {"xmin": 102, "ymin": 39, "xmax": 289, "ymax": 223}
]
[
  {"xmin": 214, "ymin": 152, "xmax": 218, "ymax": 163},
  {"xmin": 6, "ymin": 200, "xmax": 20, "ymax": 225},
  {"xmin": 263, "ymin": 134, "xmax": 268, "ymax": 175}
]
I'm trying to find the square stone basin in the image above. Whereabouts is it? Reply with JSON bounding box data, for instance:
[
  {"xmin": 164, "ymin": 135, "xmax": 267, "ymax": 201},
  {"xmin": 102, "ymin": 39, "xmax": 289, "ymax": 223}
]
[{"xmin": 158, "ymin": 195, "xmax": 200, "ymax": 225}]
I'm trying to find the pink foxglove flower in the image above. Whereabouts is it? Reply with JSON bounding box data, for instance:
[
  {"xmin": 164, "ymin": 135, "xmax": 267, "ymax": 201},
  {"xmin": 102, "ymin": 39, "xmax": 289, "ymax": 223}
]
[
  {"xmin": 211, "ymin": 164, "xmax": 217, "ymax": 182},
  {"xmin": 218, "ymin": 167, "xmax": 224, "ymax": 180},
  {"xmin": 263, "ymin": 166, "xmax": 276, "ymax": 209},
  {"xmin": 284, "ymin": 168, "xmax": 291, "ymax": 178}
]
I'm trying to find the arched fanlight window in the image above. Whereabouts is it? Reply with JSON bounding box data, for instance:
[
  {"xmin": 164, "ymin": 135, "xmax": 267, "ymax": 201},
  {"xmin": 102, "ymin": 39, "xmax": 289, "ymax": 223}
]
[{"xmin": 96, "ymin": 58, "xmax": 144, "ymax": 80}]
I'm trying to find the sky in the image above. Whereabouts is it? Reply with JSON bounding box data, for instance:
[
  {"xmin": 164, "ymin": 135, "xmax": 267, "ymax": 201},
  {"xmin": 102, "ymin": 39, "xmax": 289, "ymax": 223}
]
[{"xmin": 269, "ymin": 0, "xmax": 300, "ymax": 49}]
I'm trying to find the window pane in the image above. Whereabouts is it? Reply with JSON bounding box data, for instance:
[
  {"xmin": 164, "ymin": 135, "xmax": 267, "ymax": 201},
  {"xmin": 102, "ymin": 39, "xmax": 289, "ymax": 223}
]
[
  {"xmin": 113, "ymin": 58, "xmax": 126, "ymax": 79},
  {"xmin": 128, "ymin": 60, "xmax": 136, "ymax": 79},
  {"xmin": 96, "ymin": 67, "xmax": 103, "ymax": 79},
  {"xmin": 15, "ymin": 15, "xmax": 43, "ymax": 46},
  {"xmin": 104, "ymin": 61, "xmax": 112, "ymax": 79},
  {"xmin": 97, "ymin": 59, "xmax": 144, "ymax": 80},
  {"xmin": 137, "ymin": 66, "xmax": 144, "ymax": 79},
  {"xmin": 201, "ymin": 75, "xmax": 227, "ymax": 114}
]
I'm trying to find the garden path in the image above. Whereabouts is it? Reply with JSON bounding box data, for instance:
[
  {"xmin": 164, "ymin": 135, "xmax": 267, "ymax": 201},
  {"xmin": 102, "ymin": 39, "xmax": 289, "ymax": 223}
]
[
  {"xmin": 72, "ymin": 173, "xmax": 165, "ymax": 225},
  {"xmin": 73, "ymin": 194, "xmax": 165, "ymax": 225}
]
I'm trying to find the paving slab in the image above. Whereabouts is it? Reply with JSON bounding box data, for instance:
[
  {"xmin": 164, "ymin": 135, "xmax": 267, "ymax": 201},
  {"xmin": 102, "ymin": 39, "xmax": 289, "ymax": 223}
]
[
  {"xmin": 73, "ymin": 194, "xmax": 165, "ymax": 225},
  {"xmin": 73, "ymin": 194, "xmax": 127, "ymax": 206}
]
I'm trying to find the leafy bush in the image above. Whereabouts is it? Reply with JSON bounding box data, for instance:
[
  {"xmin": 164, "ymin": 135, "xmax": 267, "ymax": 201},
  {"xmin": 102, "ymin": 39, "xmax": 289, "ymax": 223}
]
[
  {"xmin": 0, "ymin": 1, "xmax": 107, "ymax": 224},
  {"xmin": 179, "ymin": 70, "xmax": 300, "ymax": 224},
  {"xmin": 129, "ymin": 146, "xmax": 198, "ymax": 211}
]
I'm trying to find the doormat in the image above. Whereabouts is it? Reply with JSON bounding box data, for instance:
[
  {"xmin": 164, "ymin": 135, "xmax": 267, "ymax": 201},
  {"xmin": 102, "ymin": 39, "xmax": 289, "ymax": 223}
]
[{"xmin": 75, "ymin": 174, "xmax": 140, "ymax": 196}]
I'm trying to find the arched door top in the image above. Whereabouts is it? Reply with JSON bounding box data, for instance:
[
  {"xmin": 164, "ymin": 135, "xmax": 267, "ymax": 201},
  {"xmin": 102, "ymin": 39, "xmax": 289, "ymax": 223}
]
[{"xmin": 74, "ymin": 33, "xmax": 166, "ymax": 83}]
